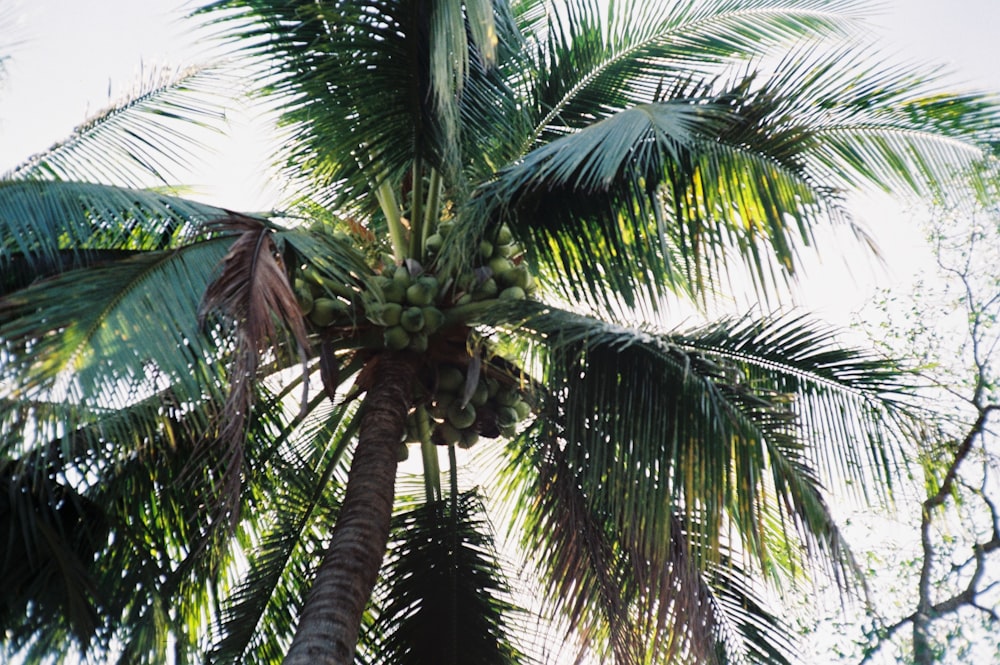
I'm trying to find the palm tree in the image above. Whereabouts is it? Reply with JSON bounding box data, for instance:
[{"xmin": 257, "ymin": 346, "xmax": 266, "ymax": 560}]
[{"xmin": 2, "ymin": 0, "xmax": 998, "ymax": 663}]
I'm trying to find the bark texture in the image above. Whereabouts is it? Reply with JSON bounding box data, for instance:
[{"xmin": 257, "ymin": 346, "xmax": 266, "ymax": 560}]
[{"xmin": 283, "ymin": 353, "xmax": 417, "ymax": 665}]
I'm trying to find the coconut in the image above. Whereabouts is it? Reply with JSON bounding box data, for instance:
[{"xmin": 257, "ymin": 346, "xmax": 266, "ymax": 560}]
[
  {"xmin": 435, "ymin": 422, "xmax": 463, "ymax": 446},
  {"xmin": 474, "ymin": 278, "xmax": 498, "ymax": 300},
  {"xmin": 496, "ymin": 224, "xmax": 513, "ymax": 245},
  {"xmin": 400, "ymin": 306, "xmax": 425, "ymax": 332},
  {"xmin": 382, "ymin": 280, "xmax": 407, "ymax": 304},
  {"xmin": 430, "ymin": 394, "xmax": 455, "ymax": 422},
  {"xmin": 447, "ymin": 402, "xmax": 477, "ymax": 430},
  {"xmin": 488, "ymin": 256, "xmax": 513, "ymax": 277},
  {"xmin": 496, "ymin": 405, "xmax": 520, "ymax": 428},
  {"xmin": 408, "ymin": 332, "xmax": 429, "ymax": 353},
  {"xmin": 310, "ymin": 297, "xmax": 348, "ymax": 327},
  {"xmin": 425, "ymin": 233, "xmax": 444, "ymax": 256},
  {"xmin": 496, "ymin": 387, "xmax": 519, "ymax": 407},
  {"xmin": 497, "ymin": 242, "xmax": 520, "ymax": 258},
  {"xmin": 505, "ymin": 265, "xmax": 532, "ymax": 290},
  {"xmin": 393, "ymin": 265, "xmax": 411, "ymax": 284},
  {"xmin": 383, "ymin": 325, "xmax": 411, "ymax": 350},
  {"xmin": 438, "ymin": 366, "xmax": 465, "ymax": 393},
  {"xmin": 499, "ymin": 286, "xmax": 526, "ymax": 301},
  {"xmin": 422, "ymin": 306, "xmax": 445, "ymax": 334},
  {"xmin": 295, "ymin": 283, "xmax": 314, "ymax": 315},
  {"xmin": 405, "ymin": 279, "xmax": 436, "ymax": 306},
  {"xmin": 457, "ymin": 430, "xmax": 480, "ymax": 450},
  {"xmin": 470, "ymin": 381, "xmax": 489, "ymax": 407},
  {"xmin": 381, "ymin": 302, "xmax": 403, "ymax": 326},
  {"xmin": 438, "ymin": 220, "xmax": 455, "ymax": 238},
  {"xmin": 479, "ymin": 240, "xmax": 494, "ymax": 260},
  {"xmin": 513, "ymin": 399, "xmax": 532, "ymax": 420}
]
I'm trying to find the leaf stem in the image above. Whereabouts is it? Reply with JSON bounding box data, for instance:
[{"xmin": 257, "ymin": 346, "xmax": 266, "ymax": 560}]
[
  {"xmin": 408, "ymin": 156, "xmax": 424, "ymax": 260},
  {"xmin": 417, "ymin": 405, "xmax": 441, "ymax": 502},
  {"xmin": 375, "ymin": 179, "xmax": 407, "ymax": 261}
]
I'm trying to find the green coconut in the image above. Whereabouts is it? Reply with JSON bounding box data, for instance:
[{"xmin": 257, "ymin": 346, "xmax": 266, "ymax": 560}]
[
  {"xmin": 408, "ymin": 332, "xmax": 429, "ymax": 353},
  {"xmin": 499, "ymin": 286, "xmax": 526, "ymax": 301},
  {"xmin": 496, "ymin": 405, "xmax": 520, "ymax": 428},
  {"xmin": 438, "ymin": 366, "xmax": 465, "ymax": 393},
  {"xmin": 474, "ymin": 278, "xmax": 498, "ymax": 300},
  {"xmin": 430, "ymin": 394, "xmax": 454, "ymax": 421},
  {"xmin": 496, "ymin": 387, "xmax": 519, "ymax": 407},
  {"xmin": 488, "ymin": 256, "xmax": 513, "ymax": 277},
  {"xmin": 470, "ymin": 381, "xmax": 489, "ymax": 407},
  {"xmin": 457, "ymin": 430, "xmax": 480, "ymax": 450},
  {"xmin": 382, "ymin": 280, "xmax": 407, "ymax": 304},
  {"xmin": 310, "ymin": 297, "xmax": 348, "ymax": 327},
  {"xmin": 479, "ymin": 240, "xmax": 494, "ymax": 260},
  {"xmin": 425, "ymin": 233, "xmax": 444, "ymax": 255},
  {"xmin": 383, "ymin": 325, "xmax": 411, "ymax": 350},
  {"xmin": 422, "ymin": 306, "xmax": 445, "ymax": 334},
  {"xmin": 406, "ymin": 279, "xmax": 437, "ymax": 306},
  {"xmin": 513, "ymin": 399, "xmax": 532, "ymax": 420},
  {"xmin": 496, "ymin": 224, "xmax": 513, "ymax": 245},
  {"xmin": 295, "ymin": 283, "xmax": 314, "ymax": 315},
  {"xmin": 436, "ymin": 422, "xmax": 463, "ymax": 446},
  {"xmin": 400, "ymin": 306, "xmax": 425, "ymax": 332},
  {"xmin": 505, "ymin": 265, "xmax": 532, "ymax": 290},
  {"xmin": 447, "ymin": 402, "xmax": 477, "ymax": 430}
]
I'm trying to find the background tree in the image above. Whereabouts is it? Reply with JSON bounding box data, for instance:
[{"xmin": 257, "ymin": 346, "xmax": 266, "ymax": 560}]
[
  {"xmin": 2, "ymin": 1, "xmax": 999, "ymax": 664},
  {"xmin": 793, "ymin": 192, "xmax": 1000, "ymax": 665}
]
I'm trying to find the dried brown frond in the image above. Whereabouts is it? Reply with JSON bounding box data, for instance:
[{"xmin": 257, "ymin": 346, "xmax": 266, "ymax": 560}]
[{"xmin": 194, "ymin": 212, "xmax": 311, "ymax": 525}]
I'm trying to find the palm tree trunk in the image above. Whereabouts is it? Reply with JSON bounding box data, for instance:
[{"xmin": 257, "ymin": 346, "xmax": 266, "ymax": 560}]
[{"xmin": 283, "ymin": 352, "xmax": 417, "ymax": 665}]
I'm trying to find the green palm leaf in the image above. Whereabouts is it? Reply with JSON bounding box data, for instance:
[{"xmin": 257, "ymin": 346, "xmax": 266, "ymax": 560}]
[
  {"xmin": 197, "ymin": 0, "xmax": 447, "ymax": 213},
  {"xmin": 486, "ymin": 303, "xmax": 912, "ymax": 587},
  {"xmin": 364, "ymin": 491, "xmax": 524, "ymax": 665},
  {"xmin": 0, "ymin": 180, "xmax": 227, "ymax": 293},
  {"xmin": 0, "ymin": 239, "xmax": 231, "ymax": 426},
  {"xmin": 504, "ymin": 424, "xmax": 798, "ymax": 664},
  {"xmin": 516, "ymin": 0, "xmax": 868, "ymax": 148},
  {"xmin": 4, "ymin": 66, "xmax": 232, "ymax": 187},
  {"xmin": 212, "ymin": 396, "xmax": 358, "ymax": 663}
]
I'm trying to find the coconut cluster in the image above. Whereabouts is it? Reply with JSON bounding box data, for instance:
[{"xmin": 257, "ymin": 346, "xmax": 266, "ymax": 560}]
[
  {"xmin": 427, "ymin": 222, "xmax": 537, "ymax": 304},
  {"xmin": 364, "ymin": 265, "xmax": 447, "ymax": 352},
  {"xmin": 295, "ymin": 265, "xmax": 354, "ymax": 327},
  {"xmin": 402, "ymin": 362, "xmax": 533, "ymax": 451}
]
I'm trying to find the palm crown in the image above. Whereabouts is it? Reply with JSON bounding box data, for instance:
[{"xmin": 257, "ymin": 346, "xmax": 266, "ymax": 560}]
[{"xmin": 1, "ymin": 1, "xmax": 998, "ymax": 664}]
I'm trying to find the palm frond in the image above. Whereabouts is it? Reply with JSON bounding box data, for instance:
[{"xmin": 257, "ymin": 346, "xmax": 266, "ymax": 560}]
[
  {"xmin": 484, "ymin": 302, "xmax": 913, "ymax": 588},
  {"xmin": 515, "ymin": 0, "xmax": 869, "ymax": 149},
  {"xmin": 212, "ymin": 396, "xmax": 359, "ymax": 663},
  {"xmin": 468, "ymin": 43, "xmax": 999, "ymax": 306},
  {"xmin": 0, "ymin": 238, "xmax": 231, "ymax": 406},
  {"xmin": 0, "ymin": 180, "xmax": 227, "ymax": 293},
  {"xmin": 4, "ymin": 65, "xmax": 233, "ymax": 187},
  {"xmin": 363, "ymin": 491, "xmax": 524, "ymax": 665},
  {"xmin": 197, "ymin": 213, "xmax": 315, "ymax": 540},
  {"xmin": 196, "ymin": 0, "xmax": 445, "ymax": 213},
  {"xmin": 1, "ymin": 388, "xmax": 227, "ymax": 662},
  {"xmin": 503, "ymin": 420, "xmax": 798, "ymax": 665}
]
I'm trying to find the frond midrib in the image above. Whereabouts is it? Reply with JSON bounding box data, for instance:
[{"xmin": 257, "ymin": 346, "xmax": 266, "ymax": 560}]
[{"xmin": 522, "ymin": 5, "xmax": 855, "ymax": 155}]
